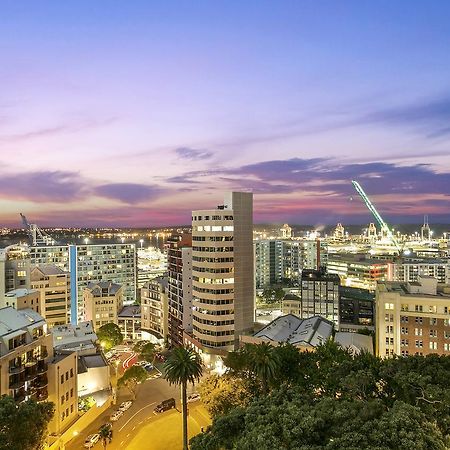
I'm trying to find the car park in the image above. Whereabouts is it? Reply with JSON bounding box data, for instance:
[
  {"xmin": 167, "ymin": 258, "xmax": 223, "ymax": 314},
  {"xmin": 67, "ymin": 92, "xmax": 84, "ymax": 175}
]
[
  {"xmin": 84, "ymin": 434, "xmax": 100, "ymax": 448},
  {"xmin": 110, "ymin": 410, "xmax": 124, "ymax": 421},
  {"xmin": 154, "ymin": 398, "xmax": 176, "ymax": 413},
  {"xmin": 119, "ymin": 400, "xmax": 133, "ymax": 411},
  {"xmin": 187, "ymin": 393, "xmax": 201, "ymax": 403}
]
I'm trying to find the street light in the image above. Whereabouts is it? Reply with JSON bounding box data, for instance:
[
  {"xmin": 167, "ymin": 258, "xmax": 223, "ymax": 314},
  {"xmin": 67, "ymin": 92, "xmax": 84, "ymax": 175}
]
[
  {"xmin": 84, "ymin": 237, "xmax": 89, "ymax": 245},
  {"xmin": 139, "ymin": 239, "xmax": 144, "ymax": 249}
]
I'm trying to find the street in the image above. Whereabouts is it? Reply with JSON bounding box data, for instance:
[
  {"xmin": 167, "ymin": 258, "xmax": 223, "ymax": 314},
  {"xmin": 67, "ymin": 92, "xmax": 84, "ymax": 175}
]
[{"xmin": 66, "ymin": 377, "xmax": 210, "ymax": 450}]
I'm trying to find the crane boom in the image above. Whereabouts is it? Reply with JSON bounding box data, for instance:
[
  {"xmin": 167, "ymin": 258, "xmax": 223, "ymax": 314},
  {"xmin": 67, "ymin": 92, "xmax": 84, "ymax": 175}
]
[
  {"xmin": 351, "ymin": 180, "xmax": 402, "ymax": 253},
  {"xmin": 19, "ymin": 213, "xmax": 56, "ymax": 246}
]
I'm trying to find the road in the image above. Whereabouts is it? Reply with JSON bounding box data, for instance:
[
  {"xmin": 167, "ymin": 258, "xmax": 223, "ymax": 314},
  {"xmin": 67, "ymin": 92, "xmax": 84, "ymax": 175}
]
[{"xmin": 66, "ymin": 377, "xmax": 210, "ymax": 450}]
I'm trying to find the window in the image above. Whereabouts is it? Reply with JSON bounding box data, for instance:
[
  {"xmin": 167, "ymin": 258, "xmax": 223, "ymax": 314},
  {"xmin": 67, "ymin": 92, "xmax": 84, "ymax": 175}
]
[
  {"xmin": 429, "ymin": 342, "xmax": 438, "ymax": 350},
  {"xmin": 60, "ymin": 374, "xmax": 64, "ymax": 384},
  {"xmin": 385, "ymin": 314, "xmax": 394, "ymax": 322},
  {"xmin": 400, "ymin": 316, "xmax": 409, "ymax": 323},
  {"xmin": 401, "ymin": 327, "xmax": 409, "ymax": 334},
  {"xmin": 415, "ymin": 317, "xmax": 423, "ymax": 324},
  {"xmin": 385, "ymin": 303, "xmax": 394, "ymax": 310},
  {"xmin": 444, "ymin": 319, "xmax": 450, "ymax": 327},
  {"xmin": 65, "ymin": 371, "xmax": 68, "ymax": 381},
  {"xmin": 70, "ymin": 388, "xmax": 74, "ymax": 397},
  {"xmin": 444, "ymin": 331, "xmax": 450, "ymax": 339},
  {"xmin": 386, "ymin": 326, "xmax": 393, "ymax": 334},
  {"xmin": 401, "ymin": 304, "xmax": 409, "ymax": 311},
  {"xmin": 414, "ymin": 328, "xmax": 422, "ymax": 336},
  {"xmin": 401, "ymin": 339, "xmax": 409, "ymax": 347},
  {"xmin": 429, "ymin": 305, "xmax": 437, "ymax": 313},
  {"xmin": 401, "ymin": 350, "xmax": 409, "ymax": 356},
  {"xmin": 444, "ymin": 343, "xmax": 450, "ymax": 351},
  {"xmin": 70, "ymin": 369, "xmax": 74, "ymax": 378},
  {"xmin": 415, "ymin": 340, "xmax": 423, "ymax": 348},
  {"xmin": 430, "ymin": 318, "xmax": 437, "ymax": 325},
  {"xmin": 429, "ymin": 330, "xmax": 437, "ymax": 338},
  {"xmin": 415, "ymin": 305, "xmax": 423, "ymax": 312},
  {"xmin": 61, "ymin": 395, "xmax": 64, "ymax": 405}
]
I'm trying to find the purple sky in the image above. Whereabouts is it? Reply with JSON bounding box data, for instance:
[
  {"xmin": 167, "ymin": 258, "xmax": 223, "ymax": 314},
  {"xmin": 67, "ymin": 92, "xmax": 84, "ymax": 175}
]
[{"xmin": 1, "ymin": 1, "xmax": 450, "ymax": 227}]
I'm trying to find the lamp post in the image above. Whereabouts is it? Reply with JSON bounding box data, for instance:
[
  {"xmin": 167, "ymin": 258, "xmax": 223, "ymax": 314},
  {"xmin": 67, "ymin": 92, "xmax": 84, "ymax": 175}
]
[{"xmin": 139, "ymin": 239, "xmax": 144, "ymax": 249}]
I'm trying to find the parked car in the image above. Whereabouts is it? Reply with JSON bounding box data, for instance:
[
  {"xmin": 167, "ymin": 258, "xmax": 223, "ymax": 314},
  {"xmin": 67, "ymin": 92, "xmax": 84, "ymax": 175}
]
[
  {"xmin": 187, "ymin": 393, "xmax": 201, "ymax": 403},
  {"xmin": 99, "ymin": 422, "xmax": 112, "ymax": 433},
  {"xmin": 154, "ymin": 398, "xmax": 176, "ymax": 413},
  {"xmin": 110, "ymin": 410, "xmax": 124, "ymax": 422},
  {"xmin": 84, "ymin": 434, "xmax": 100, "ymax": 448},
  {"xmin": 119, "ymin": 400, "xmax": 133, "ymax": 412}
]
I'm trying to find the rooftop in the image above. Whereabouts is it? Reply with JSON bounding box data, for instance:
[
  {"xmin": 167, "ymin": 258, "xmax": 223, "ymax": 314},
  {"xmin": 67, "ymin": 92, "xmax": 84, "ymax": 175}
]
[
  {"xmin": 119, "ymin": 305, "xmax": 141, "ymax": 318},
  {"xmin": 0, "ymin": 307, "xmax": 45, "ymax": 337},
  {"xmin": 32, "ymin": 264, "xmax": 66, "ymax": 276},
  {"xmin": 335, "ymin": 332, "xmax": 373, "ymax": 355},
  {"xmin": 254, "ymin": 314, "xmax": 333, "ymax": 347},
  {"xmin": 85, "ymin": 281, "xmax": 122, "ymax": 296},
  {"xmin": 4, "ymin": 288, "xmax": 38, "ymax": 298},
  {"xmin": 78, "ymin": 354, "xmax": 108, "ymax": 373}
]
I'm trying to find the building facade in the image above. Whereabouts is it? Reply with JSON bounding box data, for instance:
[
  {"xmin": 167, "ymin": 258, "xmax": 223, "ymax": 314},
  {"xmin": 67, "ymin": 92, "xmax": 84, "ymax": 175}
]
[
  {"xmin": 339, "ymin": 286, "xmax": 375, "ymax": 332},
  {"xmin": 376, "ymin": 276, "xmax": 450, "ymax": 358},
  {"xmin": 30, "ymin": 243, "xmax": 136, "ymax": 323},
  {"xmin": 389, "ymin": 257, "xmax": 450, "ymax": 284},
  {"xmin": 141, "ymin": 277, "xmax": 169, "ymax": 341},
  {"xmin": 190, "ymin": 192, "xmax": 254, "ymax": 355},
  {"xmin": 31, "ymin": 265, "xmax": 71, "ymax": 327},
  {"xmin": 167, "ymin": 234, "xmax": 193, "ymax": 346}
]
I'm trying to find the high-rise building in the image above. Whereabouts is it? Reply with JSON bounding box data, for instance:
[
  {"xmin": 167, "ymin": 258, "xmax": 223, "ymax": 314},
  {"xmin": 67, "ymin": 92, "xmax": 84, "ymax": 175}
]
[
  {"xmin": 189, "ymin": 192, "xmax": 254, "ymax": 358},
  {"xmin": 83, "ymin": 281, "xmax": 123, "ymax": 331},
  {"xmin": 30, "ymin": 243, "xmax": 136, "ymax": 323},
  {"xmin": 388, "ymin": 257, "xmax": 450, "ymax": 284},
  {"xmin": 297, "ymin": 269, "xmax": 340, "ymax": 326},
  {"xmin": 376, "ymin": 276, "xmax": 450, "ymax": 358},
  {"xmin": 31, "ymin": 265, "xmax": 71, "ymax": 327},
  {"xmin": 141, "ymin": 277, "xmax": 169, "ymax": 342},
  {"xmin": 254, "ymin": 240, "xmax": 301, "ymax": 288},
  {"xmin": 339, "ymin": 286, "xmax": 375, "ymax": 332},
  {"xmin": 167, "ymin": 234, "xmax": 193, "ymax": 346},
  {"xmin": 301, "ymin": 239, "xmax": 328, "ymax": 270}
]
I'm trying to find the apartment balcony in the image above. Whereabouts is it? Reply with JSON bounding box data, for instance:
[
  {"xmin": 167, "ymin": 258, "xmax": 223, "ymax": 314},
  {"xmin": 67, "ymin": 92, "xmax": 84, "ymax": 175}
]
[
  {"xmin": 37, "ymin": 350, "xmax": 48, "ymax": 360},
  {"xmin": 32, "ymin": 389, "xmax": 48, "ymax": 402},
  {"xmin": 33, "ymin": 376, "xmax": 49, "ymax": 389},
  {"xmin": 14, "ymin": 392, "xmax": 26, "ymax": 403},
  {"xmin": 25, "ymin": 358, "xmax": 37, "ymax": 368},
  {"xmin": 9, "ymin": 378, "xmax": 25, "ymax": 390},
  {"xmin": 9, "ymin": 364, "xmax": 25, "ymax": 374},
  {"xmin": 24, "ymin": 368, "xmax": 38, "ymax": 381},
  {"xmin": 36, "ymin": 362, "xmax": 48, "ymax": 374}
]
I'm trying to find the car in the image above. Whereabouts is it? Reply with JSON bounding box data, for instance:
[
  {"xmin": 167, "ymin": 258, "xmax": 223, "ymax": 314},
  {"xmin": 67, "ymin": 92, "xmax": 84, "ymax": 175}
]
[
  {"xmin": 154, "ymin": 398, "xmax": 176, "ymax": 413},
  {"xmin": 83, "ymin": 434, "xmax": 100, "ymax": 448},
  {"xmin": 187, "ymin": 393, "xmax": 201, "ymax": 403},
  {"xmin": 99, "ymin": 422, "xmax": 112, "ymax": 433},
  {"xmin": 110, "ymin": 410, "xmax": 124, "ymax": 421},
  {"xmin": 119, "ymin": 400, "xmax": 133, "ymax": 411}
]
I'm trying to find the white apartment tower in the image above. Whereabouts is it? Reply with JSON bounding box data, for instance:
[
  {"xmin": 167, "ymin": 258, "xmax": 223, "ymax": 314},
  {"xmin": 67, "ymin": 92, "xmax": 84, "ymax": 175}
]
[{"xmin": 191, "ymin": 192, "xmax": 254, "ymax": 353}]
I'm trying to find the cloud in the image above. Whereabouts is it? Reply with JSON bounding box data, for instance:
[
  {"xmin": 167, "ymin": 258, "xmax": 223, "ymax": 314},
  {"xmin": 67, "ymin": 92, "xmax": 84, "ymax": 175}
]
[
  {"xmin": 94, "ymin": 183, "xmax": 163, "ymax": 204},
  {"xmin": 174, "ymin": 147, "xmax": 213, "ymax": 160},
  {"xmin": 0, "ymin": 170, "xmax": 87, "ymax": 202}
]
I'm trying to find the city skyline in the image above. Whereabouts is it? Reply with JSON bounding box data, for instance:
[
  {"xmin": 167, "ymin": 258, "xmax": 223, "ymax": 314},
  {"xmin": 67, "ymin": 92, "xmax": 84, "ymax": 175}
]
[{"xmin": 2, "ymin": 2, "xmax": 450, "ymax": 227}]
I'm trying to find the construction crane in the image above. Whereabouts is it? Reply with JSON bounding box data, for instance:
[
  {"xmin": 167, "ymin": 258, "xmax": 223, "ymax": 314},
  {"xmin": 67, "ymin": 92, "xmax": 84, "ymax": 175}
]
[
  {"xmin": 351, "ymin": 181, "xmax": 402, "ymax": 254},
  {"xmin": 20, "ymin": 213, "xmax": 56, "ymax": 246}
]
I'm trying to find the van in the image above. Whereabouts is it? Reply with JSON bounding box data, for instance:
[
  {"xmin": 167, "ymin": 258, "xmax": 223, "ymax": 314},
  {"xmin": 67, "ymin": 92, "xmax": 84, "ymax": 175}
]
[{"xmin": 154, "ymin": 398, "xmax": 176, "ymax": 413}]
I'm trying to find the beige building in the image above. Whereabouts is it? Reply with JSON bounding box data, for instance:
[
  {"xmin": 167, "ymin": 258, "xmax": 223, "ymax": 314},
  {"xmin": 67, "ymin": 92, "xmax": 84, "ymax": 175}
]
[
  {"xmin": 31, "ymin": 265, "xmax": 71, "ymax": 327},
  {"xmin": 1, "ymin": 288, "xmax": 43, "ymax": 314},
  {"xmin": 376, "ymin": 276, "xmax": 450, "ymax": 358},
  {"xmin": 141, "ymin": 277, "xmax": 169, "ymax": 341},
  {"xmin": 189, "ymin": 192, "xmax": 254, "ymax": 357},
  {"xmin": 83, "ymin": 282, "xmax": 123, "ymax": 331}
]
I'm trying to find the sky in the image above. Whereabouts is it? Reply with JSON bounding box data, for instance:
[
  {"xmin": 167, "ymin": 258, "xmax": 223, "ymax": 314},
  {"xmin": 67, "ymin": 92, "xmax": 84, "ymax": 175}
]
[{"xmin": 1, "ymin": 1, "xmax": 450, "ymax": 227}]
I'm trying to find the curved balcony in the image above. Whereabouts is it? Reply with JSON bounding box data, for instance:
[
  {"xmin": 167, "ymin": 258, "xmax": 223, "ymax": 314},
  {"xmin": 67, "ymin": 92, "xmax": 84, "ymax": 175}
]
[
  {"xmin": 24, "ymin": 369, "xmax": 38, "ymax": 382},
  {"xmin": 25, "ymin": 359, "xmax": 37, "ymax": 368},
  {"xmin": 14, "ymin": 393, "xmax": 26, "ymax": 403},
  {"xmin": 33, "ymin": 377, "xmax": 48, "ymax": 389},
  {"xmin": 36, "ymin": 362, "xmax": 48, "ymax": 374},
  {"xmin": 9, "ymin": 365, "xmax": 25, "ymax": 374},
  {"xmin": 9, "ymin": 379, "xmax": 25, "ymax": 390},
  {"xmin": 32, "ymin": 390, "xmax": 48, "ymax": 401}
]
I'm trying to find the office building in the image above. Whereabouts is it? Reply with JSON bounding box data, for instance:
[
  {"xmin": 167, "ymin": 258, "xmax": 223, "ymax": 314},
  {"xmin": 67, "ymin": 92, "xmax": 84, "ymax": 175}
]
[
  {"xmin": 31, "ymin": 265, "xmax": 71, "ymax": 327},
  {"xmin": 30, "ymin": 243, "xmax": 136, "ymax": 323},
  {"xmin": 339, "ymin": 286, "xmax": 375, "ymax": 332},
  {"xmin": 83, "ymin": 281, "xmax": 123, "ymax": 331},
  {"xmin": 327, "ymin": 253, "xmax": 389, "ymax": 291},
  {"xmin": 167, "ymin": 234, "xmax": 193, "ymax": 346},
  {"xmin": 376, "ymin": 276, "xmax": 450, "ymax": 358},
  {"xmin": 189, "ymin": 192, "xmax": 254, "ymax": 356},
  {"xmin": 141, "ymin": 277, "xmax": 169, "ymax": 341},
  {"xmin": 389, "ymin": 257, "xmax": 450, "ymax": 284}
]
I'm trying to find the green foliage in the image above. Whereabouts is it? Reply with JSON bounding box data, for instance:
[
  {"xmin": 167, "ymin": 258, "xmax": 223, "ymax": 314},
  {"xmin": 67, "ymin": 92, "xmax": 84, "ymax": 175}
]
[
  {"xmin": 0, "ymin": 396, "xmax": 54, "ymax": 450},
  {"xmin": 97, "ymin": 323, "xmax": 123, "ymax": 351},
  {"xmin": 78, "ymin": 396, "xmax": 96, "ymax": 412},
  {"xmin": 98, "ymin": 424, "xmax": 113, "ymax": 449},
  {"xmin": 117, "ymin": 365, "xmax": 147, "ymax": 399},
  {"xmin": 191, "ymin": 343, "xmax": 450, "ymax": 450},
  {"xmin": 133, "ymin": 341, "xmax": 156, "ymax": 361},
  {"xmin": 163, "ymin": 346, "xmax": 203, "ymax": 387},
  {"xmin": 259, "ymin": 287, "xmax": 285, "ymax": 304}
]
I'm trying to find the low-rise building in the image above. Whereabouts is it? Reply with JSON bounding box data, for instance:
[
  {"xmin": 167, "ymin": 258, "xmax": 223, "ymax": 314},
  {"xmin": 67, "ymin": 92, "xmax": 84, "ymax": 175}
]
[
  {"xmin": 118, "ymin": 305, "xmax": 141, "ymax": 341},
  {"xmin": 83, "ymin": 281, "xmax": 123, "ymax": 331},
  {"xmin": 1, "ymin": 288, "xmax": 42, "ymax": 314},
  {"xmin": 376, "ymin": 276, "xmax": 450, "ymax": 358}
]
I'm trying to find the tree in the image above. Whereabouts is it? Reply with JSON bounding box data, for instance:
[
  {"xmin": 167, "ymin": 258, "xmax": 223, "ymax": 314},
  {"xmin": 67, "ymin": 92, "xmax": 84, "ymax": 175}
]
[
  {"xmin": 97, "ymin": 323, "xmax": 123, "ymax": 351},
  {"xmin": 133, "ymin": 341, "xmax": 156, "ymax": 362},
  {"xmin": 163, "ymin": 346, "xmax": 203, "ymax": 450},
  {"xmin": 0, "ymin": 396, "xmax": 54, "ymax": 450},
  {"xmin": 117, "ymin": 365, "xmax": 148, "ymax": 399},
  {"xmin": 198, "ymin": 374, "xmax": 255, "ymax": 419},
  {"xmin": 246, "ymin": 343, "xmax": 280, "ymax": 393},
  {"xmin": 98, "ymin": 424, "xmax": 113, "ymax": 449}
]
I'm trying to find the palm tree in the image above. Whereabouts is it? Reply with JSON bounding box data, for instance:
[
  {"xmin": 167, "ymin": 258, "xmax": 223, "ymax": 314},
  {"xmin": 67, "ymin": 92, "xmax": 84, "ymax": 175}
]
[
  {"xmin": 163, "ymin": 346, "xmax": 203, "ymax": 450},
  {"xmin": 98, "ymin": 424, "xmax": 113, "ymax": 449},
  {"xmin": 247, "ymin": 342, "xmax": 280, "ymax": 393}
]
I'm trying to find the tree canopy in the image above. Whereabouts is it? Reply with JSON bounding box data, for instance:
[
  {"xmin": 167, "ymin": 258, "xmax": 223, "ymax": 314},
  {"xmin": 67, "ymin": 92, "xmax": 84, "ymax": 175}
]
[
  {"xmin": 0, "ymin": 396, "xmax": 54, "ymax": 450},
  {"xmin": 191, "ymin": 342, "xmax": 450, "ymax": 450},
  {"xmin": 97, "ymin": 323, "xmax": 123, "ymax": 351},
  {"xmin": 117, "ymin": 365, "xmax": 147, "ymax": 399},
  {"xmin": 133, "ymin": 341, "xmax": 156, "ymax": 361}
]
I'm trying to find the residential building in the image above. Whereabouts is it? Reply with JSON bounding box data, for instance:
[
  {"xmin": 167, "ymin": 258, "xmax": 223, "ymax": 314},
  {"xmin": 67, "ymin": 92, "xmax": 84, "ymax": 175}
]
[
  {"xmin": 376, "ymin": 276, "xmax": 450, "ymax": 358},
  {"xmin": 141, "ymin": 277, "xmax": 169, "ymax": 341},
  {"xmin": 51, "ymin": 321, "xmax": 97, "ymax": 354},
  {"xmin": 167, "ymin": 234, "xmax": 193, "ymax": 346},
  {"xmin": 327, "ymin": 253, "xmax": 389, "ymax": 291},
  {"xmin": 240, "ymin": 314, "xmax": 333, "ymax": 350},
  {"xmin": 1, "ymin": 288, "xmax": 42, "ymax": 314},
  {"xmin": 83, "ymin": 282, "xmax": 123, "ymax": 331},
  {"xmin": 118, "ymin": 305, "xmax": 142, "ymax": 341},
  {"xmin": 299, "ymin": 269, "xmax": 340, "ymax": 326},
  {"xmin": 389, "ymin": 257, "xmax": 450, "ymax": 284},
  {"xmin": 301, "ymin": 239, "xmax": 328, "ymax": 270},
  {"xmin": 189, "ymin": 192, "xmax": 254, "ymax": 358},
  {"xmin": 0, "ymin": 245, "xmax": 31, "ymax": 300},
  {"xmin": 339, "ymin": 286, "xmax": 375, "ymax": 332},
  {"xmin": 30, "ymin": 243, "xmax": 136, "ymax": 323},
  {"xmin": 31, "ymin": 265, "xmax": 71, "ymax": 327}
]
